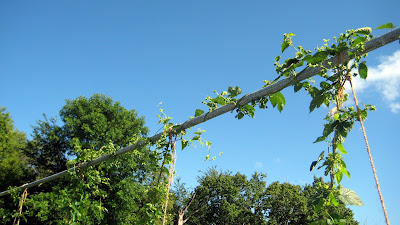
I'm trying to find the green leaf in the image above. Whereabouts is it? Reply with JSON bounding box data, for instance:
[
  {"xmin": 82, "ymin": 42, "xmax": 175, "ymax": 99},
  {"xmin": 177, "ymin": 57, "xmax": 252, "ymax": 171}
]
[
  {"xmin": 336, "ymin": 142, "xmax": 347, "ymax": 154},
  {"xmin": 341, "ymin": 167, "xmax": 351, "ymax": 179},
  {"xmin": 269, "ymin": 92, "xmax": 286, "ymax": 112},
  {"xmin": 334, "ymin": 113, "xmax": 339, "ymax": 121},
  {"xmin": 228, "ymin": 86, "xmax": 242, "ymax": 97},
  {"xmin": 314, "ymin": 198, "xmax": 324, "ymax": 212},
  {"xmin": 275, "ymin": 55, "xmax": 281, "ymax": 61},
  {"xmin": 195, "ymin": 109, "xmax": 204, "ymax": 117},
  {"xmin": 212, "ymin": 96, "xmax": 226, "ymax": 105},
  {"xmin": 181, "ymin": 139, "xmax": 189, "ymax": 150},
  {"xmin": 309, "ymin": 93, "xmax": 326, "ymax": 112},
  {"xmin": 351, "ymin": 36, "xmax": 366, "ymax": 48},
  {"xmin": 310, "ymin": 151, "xmax": 325, "ymax": 171},
  {"xmin": 358, "ymin": 61, "xmax": 368, "ymax": 79},
  {"xmin": 355, "ymin": 27, "xmax": 372, "ymax": 35},
  {"xmin": 305, "ymin": 51, "xmax": 328, "ymax": 64},
  {"xmin": 338, "ymin": 188, "xmax": 364, "ymax": 206},
  {"xmin": 282, "ymin": 41, "xmax": 290, "ymax": 53},
  {"xmin": 329, "ymin": 192, "xmax": 339, "ymax": 206},
  {"xmin": 320, "ymin": 81, "xmax": 331, "ymax": 90},
  {"xmin": 314, "ymin": 135, "xmax": 326, "ymax": 143},
  {"xmin": 294, "ymin": 82, "xmax": 303, "ymax": 92},
  {"xmin": 336, "ymin": 172, "xmax": 343, "ymax": 184},
  {"xmin": 376, "ymin": 23, "xmax": 395, "ymax": 30},
  {"xmin": 206, "ymin": 141, "xmax": 212, "ymax": 146},
  {"xmin": 310, "ymin": 161, "xmax": 318, "ymax": 172},
  {"xmin": 236, "ymin": 112, "xmax": 244, "ymax": 120}
]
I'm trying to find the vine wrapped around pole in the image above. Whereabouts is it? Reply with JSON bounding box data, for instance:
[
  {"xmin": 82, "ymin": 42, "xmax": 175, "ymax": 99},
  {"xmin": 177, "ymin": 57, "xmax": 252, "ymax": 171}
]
[{"xmin": 1, "ymin": 27, "xmax": 399, "ymax": 198}]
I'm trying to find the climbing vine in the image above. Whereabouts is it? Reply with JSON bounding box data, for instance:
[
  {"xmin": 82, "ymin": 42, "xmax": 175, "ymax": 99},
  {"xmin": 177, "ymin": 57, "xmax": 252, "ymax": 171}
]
[
  {"xmin": 195, "ymin": 22, "xmax": 396, "ymax": 224},
  {"xmin": 1, "ymin": 23, "xmax": 397, "ymax": 224}
]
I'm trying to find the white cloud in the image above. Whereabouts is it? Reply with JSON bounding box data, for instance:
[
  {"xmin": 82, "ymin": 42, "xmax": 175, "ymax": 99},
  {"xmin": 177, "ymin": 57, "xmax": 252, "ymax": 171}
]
[
  {"xmin": 345, "ymin": 50, "xmax": 400, "ymax": 113},
  {"xmin": 254, "ymin": 162, "xmax": 263, "ymax": 169}
]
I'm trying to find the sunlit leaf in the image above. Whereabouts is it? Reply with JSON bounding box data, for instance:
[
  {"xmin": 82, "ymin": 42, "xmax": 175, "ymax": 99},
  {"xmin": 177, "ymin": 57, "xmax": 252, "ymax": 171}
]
[
  {"xmin": 336, "ymin": 172, "xmax": 343, "ymax": 184},
  {"xmin": 330, "ymin": 192, "xmax": 339, "ymax": 206},
  {"xmin": 375, "ymin": 23, "xmax": 395, "ymax": 30},
  {"xmin": 269, "ymin": 92, "xmax": 286, "ymax": 112},
  {"xmin": 355, "ymin": 27, "xmax": 372, "ymax": 35},
  {"xmin": 195, "ymin": 109, "xmax": 204, "ymax": 117},
  {"xmin": 338, "ymin": 188, "xmax": 364, "ymax": 206},
  {"xmin": 351, "ymin": 36, "xmax": 365, "ymax": 48},
  {"xmin": 334, "ymin": 113, "xmax": 339, "ymax": 121},
  {"xmin": 337, "ymin": 142, "xmax": 347, "ymax": 154},
  {"xmin": 341, "ymin": 167, "xmax": 351, "ymax": 179}
]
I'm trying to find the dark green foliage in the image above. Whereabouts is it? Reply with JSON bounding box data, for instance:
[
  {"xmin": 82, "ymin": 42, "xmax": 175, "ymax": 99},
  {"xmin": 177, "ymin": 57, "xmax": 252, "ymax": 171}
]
[
  {"xmin": 264, "ymin": 182, "xmax": 308, "ymax": 224},
  {"xmin": 25, "ymin": 115, "xmax": 68, "ymax": 179},
  {"xmin": 304, "ymin": 178, "xmax": 359, "ymax": 225},
  {"xmin": 60, "ymin": 94, "xmax": 148, "ymax": 151},
  {"xmin": 0, "ymin": 107, "xmax": 33, "ymax": 191},
  {"xmin": 182, "ymin": 168, "xmax": 267, "ymax": 225},
  {"xmin": 174, "ymin": 169, "xmax": 358, "ymax": 225},
  {"xmin": 0, "ymin": 94, "xmax": 157, "ymax": 224},
  {"xmin": 0, "ymin": 107, "xmax": 34, "ymax": 224}
]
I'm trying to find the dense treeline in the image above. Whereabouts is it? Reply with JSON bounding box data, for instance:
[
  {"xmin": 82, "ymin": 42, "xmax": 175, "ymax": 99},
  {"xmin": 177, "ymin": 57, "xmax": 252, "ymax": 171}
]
[
  {"xmin": 172, "ymin": 168, "xmax": 357, "ymax": 224},
  {"xmin": 0, "ymin": 94, "xmax": 358, "ymax": 224}
]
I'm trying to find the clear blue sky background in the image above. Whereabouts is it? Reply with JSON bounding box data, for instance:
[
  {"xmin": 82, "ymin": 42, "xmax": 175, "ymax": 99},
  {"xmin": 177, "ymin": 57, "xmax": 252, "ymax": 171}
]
[{"xmin": 1, "ymin": 1, "xmax": 399, "ymax": 224}]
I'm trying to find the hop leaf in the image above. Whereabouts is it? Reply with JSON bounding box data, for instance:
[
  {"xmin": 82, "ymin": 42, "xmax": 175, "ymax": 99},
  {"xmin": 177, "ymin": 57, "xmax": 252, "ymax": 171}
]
[
  {"xmin": 338, "ymin": 188, "xmax": 364, "ymax": 206},
  {"xmin": 355, "ymin": 27, "xmax": 372, "ymax": 35},
  {"xmin": 376, "ymin": 23, "xmax": 395, "ymax": 30}
]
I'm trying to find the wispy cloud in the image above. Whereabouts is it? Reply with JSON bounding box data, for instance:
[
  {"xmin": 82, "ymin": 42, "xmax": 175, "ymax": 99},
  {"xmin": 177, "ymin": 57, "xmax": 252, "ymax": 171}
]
[
  {"xmin": 254, "ymin": 162, "xmax": 263, "ymax": 169},
  {"xmin": 346, "ymin": 50, "xmax": 400, "ymax": 113}
]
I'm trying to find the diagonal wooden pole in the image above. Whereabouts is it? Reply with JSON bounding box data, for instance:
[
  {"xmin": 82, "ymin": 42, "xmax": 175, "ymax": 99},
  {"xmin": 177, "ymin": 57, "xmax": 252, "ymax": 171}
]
[{"xmin": 1, "ymin": 27, "xmax": 399, "ymax": 197}]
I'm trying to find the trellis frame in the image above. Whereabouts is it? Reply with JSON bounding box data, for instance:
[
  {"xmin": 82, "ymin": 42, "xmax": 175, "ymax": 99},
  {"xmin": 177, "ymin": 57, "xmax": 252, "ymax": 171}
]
[{"xmin": 1, "ymin": 27, "xmax": 399, "ymax": 197}]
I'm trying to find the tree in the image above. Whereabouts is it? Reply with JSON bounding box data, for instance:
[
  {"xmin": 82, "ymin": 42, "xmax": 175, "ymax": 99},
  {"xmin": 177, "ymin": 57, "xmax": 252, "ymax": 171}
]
[
  {"xmin": 263, "ymin": 182, "xmax": 309, "ymax": 224},
  {"xmin": 16, "ymin": 94, "xmax": 157, "ymax": 224},
  {"xmin": 0, "ymin": 107, "xmax": 33, "ymax": 191},
  {"xmin": 181, "ymin": 168, "xmax": 267, "ymax": 225},
  {"xmin": 25, "ymin": 115, "xmax": 68, "ymax": 180},
  {"xmin": 0, "ymin": 107, "xmax": 34, "ymax": 224},
  {"xmin": 263, "ymin": 179, "xmax": 358, "ymax": 224},
  {"xmin": 173, "ymin": 168, "xmax": 358, "ymax": 225},
  {"xmin": 59, "ymin": 94, "xmax": 154, "ymax": 224}
]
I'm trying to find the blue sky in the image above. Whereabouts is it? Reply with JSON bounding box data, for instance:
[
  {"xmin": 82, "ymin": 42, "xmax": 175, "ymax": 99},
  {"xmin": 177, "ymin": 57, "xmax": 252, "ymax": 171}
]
[{"xmin": 1, "ymin": 1, "xmax": 399, "ymax": 224}]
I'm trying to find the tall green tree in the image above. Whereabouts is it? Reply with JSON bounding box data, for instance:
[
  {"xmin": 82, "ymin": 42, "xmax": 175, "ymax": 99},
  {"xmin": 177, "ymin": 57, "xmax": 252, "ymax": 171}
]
[
  {"xmin": 182, "ymin": 168, "xmax": 267, "ymax": 225},
  {"xmin": 0, "ymin": 107, "xmax": 34, "ymax": 224},
  {"xmin": 263, "ymin": 182, "xmax": 309, "ymax": 224},
  {"xmin": 0, "ymin": 107, "xmax": 33, "ymax": 191},
  {"xmin": 9, "ymin": 94, "xmax": 157, "ymax": 225},
  {"xmin": 26, "ymin": 115, "xmax": 68, "ymax": 180}
]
